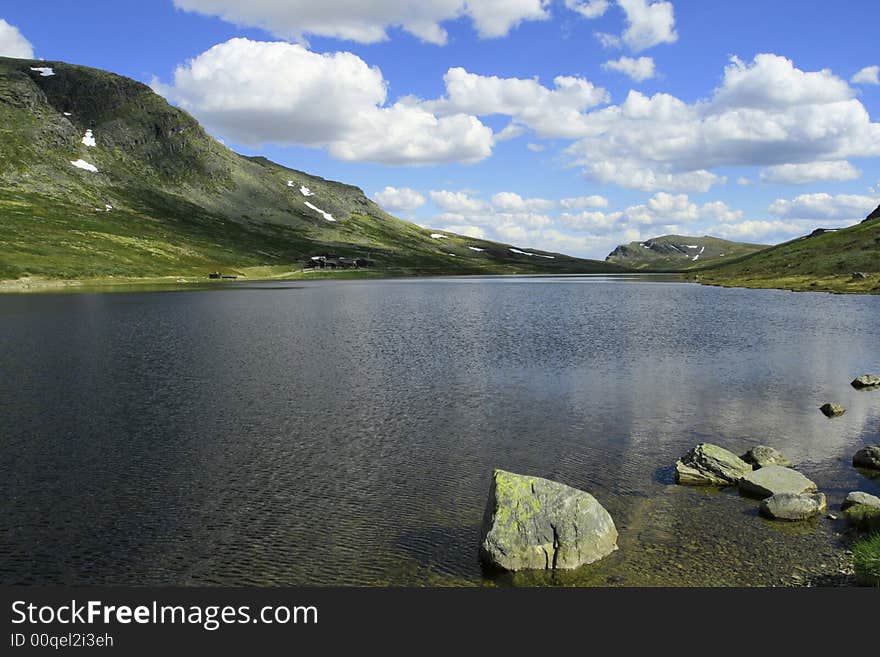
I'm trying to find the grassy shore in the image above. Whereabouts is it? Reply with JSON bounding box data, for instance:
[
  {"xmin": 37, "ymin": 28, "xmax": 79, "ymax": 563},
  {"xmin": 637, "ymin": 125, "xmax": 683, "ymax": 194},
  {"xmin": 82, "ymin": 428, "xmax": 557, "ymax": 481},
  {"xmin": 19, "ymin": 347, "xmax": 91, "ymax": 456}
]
[{"xmin": 692, "ymin": 272, "xmax": 880, "ymax": 295}]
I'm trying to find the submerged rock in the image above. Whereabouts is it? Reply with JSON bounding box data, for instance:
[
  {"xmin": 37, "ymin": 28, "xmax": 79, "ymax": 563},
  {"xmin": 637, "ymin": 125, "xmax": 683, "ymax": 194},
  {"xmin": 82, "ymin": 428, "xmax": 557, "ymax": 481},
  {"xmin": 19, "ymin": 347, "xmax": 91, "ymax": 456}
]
[
  {"xmin": 675, "ymin": 443, "xmax": 753, "ymax": 486},
  {"xmin": 819, "ymin": 403, "xmax": 846, "ymax": 418},
  {"xmin": 842, "ymin": 491, "xmax": 880, "ymax": 531},
  {"xmin": 741, "ymin": 445, "xmax": 792, "ymax": 469},
  {"xmin": 853, "ymin": 445, "xmax": 880, "ymax": 471},
  {"xmin": 738, "ymin": 466, "xmax": 818, "ymax": 499},
  {"xmin": 851, "ymin": 374, "xmax": 880, "ymax": 389},
  {"xmin": 759, "ymin": 493, "xmax": 827, "ymax": 521},
  {"xmin": 479, "ymin": 469, "xmax": 618, "ymax": 572}
]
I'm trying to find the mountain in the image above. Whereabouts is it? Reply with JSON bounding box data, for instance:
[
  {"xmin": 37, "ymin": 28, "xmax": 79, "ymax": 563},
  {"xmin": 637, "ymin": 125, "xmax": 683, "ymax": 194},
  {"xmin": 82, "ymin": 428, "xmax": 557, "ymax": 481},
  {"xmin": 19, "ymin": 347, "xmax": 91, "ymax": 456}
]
[
  {"xmin": 0, "ymin": 57, "xmax": 621, "ymax": 286},
  {"xmin": 605, "ymin": 235, "xmax": 767, "ymax": 270},
  {"xmin": 695, "ymin": 208, "xmax": 880, "ymax": 294}
]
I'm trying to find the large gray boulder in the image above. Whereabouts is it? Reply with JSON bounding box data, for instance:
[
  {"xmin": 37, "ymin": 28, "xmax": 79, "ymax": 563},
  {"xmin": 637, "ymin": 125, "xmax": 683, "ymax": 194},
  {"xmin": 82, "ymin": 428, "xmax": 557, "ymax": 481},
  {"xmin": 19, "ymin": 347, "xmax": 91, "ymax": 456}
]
[
  {"xmin": 851, "ymin": 374, "xmax": 880, "ymax": 389},
  {"xmin": 738, "ymin": 466, "xmax": 818, "ymax": 499},
  {"xmin": 675, "ymin": 443, "xmax": 753, "ymax": 486},
  {"xmin": 853, "ymin": 445, "xmax": 880, "ymax": 471},
  {"xmin": 479, "ymin": 469, "xmax": 618, "ymax": 571},
  {"xmin": 741, "ymin": 445, "xmax": 792, "ymax": 469},
  {"xmin": 842, "ymin": 491, "xmax": 880, "ymax": 532},
  {"xmin": 759, "ymin": 493, "xmax": 827, "ymax": 521}
]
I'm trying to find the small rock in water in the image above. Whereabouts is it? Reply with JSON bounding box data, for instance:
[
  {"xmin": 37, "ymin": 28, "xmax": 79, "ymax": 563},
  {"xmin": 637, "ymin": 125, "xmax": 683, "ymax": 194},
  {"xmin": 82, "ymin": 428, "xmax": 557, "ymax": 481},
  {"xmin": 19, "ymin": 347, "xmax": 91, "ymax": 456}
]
[
  {"xmin": 851, "ymin": 374, "xmax": 880, "ymax": 389},
  {"xmin": 852, "ymin": 445, "xmax": 880, "ymax": 471},
  {"xmin": 738, "ymin": 466, "xmax": 818, "ymax": 499},
  {"xmin": 841, "ymin": 491, "xmax": 880, "ymax": 531},
  {"xmin": 759, "ymin": 493, "xmax": 827, "ymax": 521},
  {"xmin": 741, "ymin": 445, "xmax": 792, "ymax": 469},
  {"xmin": 479, "ymin": 469, "xmax": 618, "ymax": 572},
  {"xmin": 675, "ymin": 443, "xmax": 753, "ymax": 486},
  {"xmin": 842, "ymin": 491, "xmax": 880, "ymax": 511},
  {"xmin": 819, "ymin": 403, "xmax": 846, "ymax": 418}
]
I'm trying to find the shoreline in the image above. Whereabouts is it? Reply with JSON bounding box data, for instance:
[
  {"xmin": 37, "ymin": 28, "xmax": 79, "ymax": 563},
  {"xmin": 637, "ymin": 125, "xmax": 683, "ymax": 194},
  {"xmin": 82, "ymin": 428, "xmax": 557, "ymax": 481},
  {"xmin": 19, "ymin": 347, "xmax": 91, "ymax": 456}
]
[{"xmin": 3, "ymin": 269, "xmax": 880, "ymax": 296}]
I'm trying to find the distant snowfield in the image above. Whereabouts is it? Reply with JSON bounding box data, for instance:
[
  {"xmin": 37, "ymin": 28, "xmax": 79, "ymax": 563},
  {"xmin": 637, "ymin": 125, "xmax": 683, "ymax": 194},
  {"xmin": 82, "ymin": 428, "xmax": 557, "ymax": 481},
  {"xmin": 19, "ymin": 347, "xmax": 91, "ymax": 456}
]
[
  {"xmin": 430, "ymin": 233, "xmax": 448, "ymax": 239},
  {"xmin": 304, "ymin": 201, "xmax": 335, "ymax": 222},
  {"xmin": 30, "ymin": 67, "xmax": 55, "ymax": 77},
  {"xmin": 509, "ymin": 248, "xmax": 555, "ymax": 259},
  {"xmin": 447, "ymin": 253, "xmax": 456, "ymax": 257},
  {"xmin": 70, "ymin": 159, "xmax": 98, "ymax": 173},
  {"xmin": 692, "ymin": 246, "xmax": 706, "ymax": 262},
  {"xmin": 82, "ymin": 129, "xmax": 96, "ymax": 147},
  {"xmin": 63, "ymin": 112, "xmax": 72, "ymax": 117},
  {"xmin": 300, "ymin": 186, "xmax": 313, "ymax": 197},
  {"xmin": 468, "ymin": 246, "xmax": 484, "ymax": 252}
]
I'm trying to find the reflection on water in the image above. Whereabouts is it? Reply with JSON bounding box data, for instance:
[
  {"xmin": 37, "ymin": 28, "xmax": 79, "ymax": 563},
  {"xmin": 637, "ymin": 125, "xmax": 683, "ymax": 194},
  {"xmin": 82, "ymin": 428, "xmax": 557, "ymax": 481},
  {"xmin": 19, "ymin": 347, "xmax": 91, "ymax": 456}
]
[{"xmin": 1, "ymin": 276, "xmax": 879, "ymax": 586}]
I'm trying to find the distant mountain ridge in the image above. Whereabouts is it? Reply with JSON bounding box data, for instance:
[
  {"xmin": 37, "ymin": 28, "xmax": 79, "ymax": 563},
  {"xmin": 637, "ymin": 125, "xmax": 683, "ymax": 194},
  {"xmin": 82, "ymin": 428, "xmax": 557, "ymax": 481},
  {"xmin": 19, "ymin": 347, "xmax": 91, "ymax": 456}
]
[
  {"xmin": 605, "ymin": 235, "xmax": 767, "ymax": 271},
  {"xmin": 0, "ymin": 56, "xmax": 621, "ymax": 283}
]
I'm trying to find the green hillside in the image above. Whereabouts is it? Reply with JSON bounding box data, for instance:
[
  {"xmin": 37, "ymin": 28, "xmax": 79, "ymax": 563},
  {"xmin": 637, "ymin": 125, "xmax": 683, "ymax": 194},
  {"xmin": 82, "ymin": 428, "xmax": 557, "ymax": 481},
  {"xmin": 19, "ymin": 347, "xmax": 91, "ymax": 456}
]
[
  {"xmin": 605, "ymin": 234, "xmax": 767, "ymax": 271},
  {"xmin": 0, "ymin": 57, "xmax": 621, "ymax": 289},
  {"xmin": 694, "ymin": 213, "xmax": 880, "ymax": 294}
]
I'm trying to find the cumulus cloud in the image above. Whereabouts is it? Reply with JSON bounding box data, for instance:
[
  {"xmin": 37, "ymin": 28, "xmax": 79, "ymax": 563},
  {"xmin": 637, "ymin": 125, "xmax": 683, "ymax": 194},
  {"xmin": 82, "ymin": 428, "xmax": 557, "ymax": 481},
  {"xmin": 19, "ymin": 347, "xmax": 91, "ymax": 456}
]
[
  {"xmin": 708, "ymin": 220, "xmax": 813, "ymax": 243},
  {"xmin": 373, "ymin": 186, "xmax": 426, "ymax": 212},
  {"xmin": 768, "ymin": 193, "xmax": 877, "ymax": 222},
  {"xmin": 424, "ymin": 67, "xmax": 609, "ymax": 139},
  {"xmin": 560, "ymin": 195, "xmax": 609, "ymax": 209},
  {"xmin": 565, "ymin": 0, "xmax": 610, "ymax": 18},
  {"xmin": 852, "ymin": 65, "xmax": 880, "ymax": 85},
  {"xmin": 617, "ymin": 0, "xmax": 677, "ymax": 52},
  {"xmin": 491, "ymin": 191, "xmax": 554, "ymax": 212},
  {"xmin": 153, "ymin": 38, "xmax": 493, "ymax": 165},
  {"xmin": 172, "ymin": 0, "xmax": 550, "ymax": 46},
  {"xmin": 602, "ymin": 56, "xmax": 655, "ymax": 81},
  {"xmin": 588, "ymin": 1, "xmax": 677, "ymax": 52},
  {"xmin": 0, "ymin": 18, "xmax": 34, "ymax": 59},
  {"xmin": 429, "ymin": 190, "xmax": 491, "ymax": 214},
  {"xmin": 760, "ymin": 161, "xmax": 861, "ymax": 185},
  {"xmin": 565, "ymin": 54, "xmax": 880, "ymax": 192}
]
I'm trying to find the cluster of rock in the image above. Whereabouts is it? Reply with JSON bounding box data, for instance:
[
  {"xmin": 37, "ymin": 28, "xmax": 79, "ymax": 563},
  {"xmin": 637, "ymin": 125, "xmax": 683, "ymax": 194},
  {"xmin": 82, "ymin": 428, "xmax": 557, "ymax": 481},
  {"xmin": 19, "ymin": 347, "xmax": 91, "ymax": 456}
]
[
  {"xmin": 477, "ymin": 372, "xmax": 880, "ymax": 573},
  {"xmin": 676, "ymin": 443, "xmax": 824, "ymax": 521}
]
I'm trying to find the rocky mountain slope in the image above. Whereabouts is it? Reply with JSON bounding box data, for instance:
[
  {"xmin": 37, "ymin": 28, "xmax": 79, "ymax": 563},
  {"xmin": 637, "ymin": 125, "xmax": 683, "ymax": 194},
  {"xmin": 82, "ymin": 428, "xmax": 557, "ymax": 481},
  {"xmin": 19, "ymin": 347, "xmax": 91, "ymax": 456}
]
[
  {"xmin": 695, "ymin": 207, "xmax": 880, "ymax": 294},
  {"xmin": 0, "ymin": 57, "xmax": 621, "ymax": 283},
  {"xmin": 605, "ymin": 235, "xmax": 767, "ymax": 271}
]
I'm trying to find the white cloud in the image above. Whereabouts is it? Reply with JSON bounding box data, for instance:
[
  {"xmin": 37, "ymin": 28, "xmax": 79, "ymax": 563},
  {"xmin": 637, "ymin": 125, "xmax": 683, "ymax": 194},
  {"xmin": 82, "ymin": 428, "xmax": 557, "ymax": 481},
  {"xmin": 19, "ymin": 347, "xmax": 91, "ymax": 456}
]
[
  {"xmin": 373, "ymin": 186, "xmax": 426, "ymax": 212},
  {"xmin": 708, "ymin": 220, "xmax": 812, "ymax": 243},
  {"xmin": 566, "ymin": 54, "xmax": 880, "ymax": 192},
  {"xmin": 491, "ymin": 191, "xmax": 555, "ymax": 212},
  {"xmin": 172, "ymin": 0, "xmax": 550, "ymax": 46},
  {"xmin": 768, "ymin": 192, "xmax": 877, "ymax": 222},
  {"xmin": 760, "ymin": 161, "xmax": 861, "ymax": 185},
  {"xmin": 526, "ymin": 143, "xmax": 546, "ymax": 152},
  {"xmin": 439, "ymin": 224, "xmax": 488, "ymax": 239},
  {"xmin": 565, "ymin": 0, "xmax": 610, "ymax": 18},
  {"xmin": 424, "ymin": 67, "xmax": 609, "ymax": 139},
  {"xmin": 429, "ymin": 190, "xmax": 491, "ymax": 214},
  {"xmin": 0, "ymin": 19, "xmax": 34, "ymax": 59},
  {"xmin": 153, "ymin": 38, "xmax": 493, "ymax": 165},
  {"xmin": 602, "ymin": 56, "xmax": 655, "ymax": 81},
  {"xmin": 852, "ymin": 65, "xmax": 880, "ymax": 86},
  {"xmin": 560, "ymin": 195, "xmax": 609, "ymax": 209},
  {"xmin": 617, "ymin": 0, "xmax": 678, "ymax": 52}
]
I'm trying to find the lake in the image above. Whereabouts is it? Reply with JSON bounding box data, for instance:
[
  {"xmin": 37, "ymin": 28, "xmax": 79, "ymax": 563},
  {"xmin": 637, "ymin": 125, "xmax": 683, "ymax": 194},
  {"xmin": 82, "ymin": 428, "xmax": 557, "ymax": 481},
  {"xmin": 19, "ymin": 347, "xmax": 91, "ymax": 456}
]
[{"xmin": 2, "ymin": 275, "xmax": 879, "ymax": 586}]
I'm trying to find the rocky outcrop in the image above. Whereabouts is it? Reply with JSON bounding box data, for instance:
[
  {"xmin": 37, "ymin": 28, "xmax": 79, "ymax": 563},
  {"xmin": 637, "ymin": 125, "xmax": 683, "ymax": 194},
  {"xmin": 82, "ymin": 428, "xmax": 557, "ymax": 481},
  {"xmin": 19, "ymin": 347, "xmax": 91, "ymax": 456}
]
[
  {"xmin": 853, "ymin": 445, "xmax": 880, "ymax": 471},
  {"xmin": 675, "ymin": 443, "xmax": 753, "ymax": 486},
  {"xmin": 741, "ymin": 445, "xmax": 792, "ymax": 469},
  {"xmin": 738, "ymin": 466, "xmax": 818, "ymax": 499},
  {"xmin": 759, "ymin": 493, "xmax": 826, "ymax": 521},
  {"xmin": 819, "ymin": 403, "xmax": 846, "ymax": 417},
  {"xmin": 479, "ymin": 469, "xmax": 618, "ymax": 571},
  {"xmin": 851, "ymin": 374, "xmax": 880, "ymax": 389}
]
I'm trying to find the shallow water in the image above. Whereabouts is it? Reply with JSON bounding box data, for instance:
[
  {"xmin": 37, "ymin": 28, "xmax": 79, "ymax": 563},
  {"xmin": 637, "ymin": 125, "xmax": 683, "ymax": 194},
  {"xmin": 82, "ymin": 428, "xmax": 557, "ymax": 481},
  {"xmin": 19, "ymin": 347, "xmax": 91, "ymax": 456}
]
[{"xmin": 2, "ymin": 275, "xmax": 879, "ymax": 586}]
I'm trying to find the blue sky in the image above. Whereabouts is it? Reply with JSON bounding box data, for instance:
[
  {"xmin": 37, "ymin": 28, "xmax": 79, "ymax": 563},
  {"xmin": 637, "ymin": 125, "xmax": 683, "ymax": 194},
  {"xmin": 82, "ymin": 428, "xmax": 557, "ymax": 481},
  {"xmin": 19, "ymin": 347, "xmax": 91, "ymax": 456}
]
[{"xmin": 3, "ymin": 1, "xmax": 880, "ymax": 258}]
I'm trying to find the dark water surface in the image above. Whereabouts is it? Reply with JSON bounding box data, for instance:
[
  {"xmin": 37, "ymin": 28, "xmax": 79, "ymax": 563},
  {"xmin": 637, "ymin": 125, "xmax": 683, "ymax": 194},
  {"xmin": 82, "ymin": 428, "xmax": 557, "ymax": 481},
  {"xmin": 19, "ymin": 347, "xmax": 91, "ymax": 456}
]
[{"xmin": 2, "ymin": 276, "xmax": 879, "ymax": 586}]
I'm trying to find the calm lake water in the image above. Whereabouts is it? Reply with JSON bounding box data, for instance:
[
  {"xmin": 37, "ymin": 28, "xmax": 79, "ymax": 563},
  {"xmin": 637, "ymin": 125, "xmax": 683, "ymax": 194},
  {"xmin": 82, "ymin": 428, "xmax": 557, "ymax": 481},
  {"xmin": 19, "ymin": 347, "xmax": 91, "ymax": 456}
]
[{"xmin": 2, "ymin": 275, "xmax": 879, "ymax": 586}]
